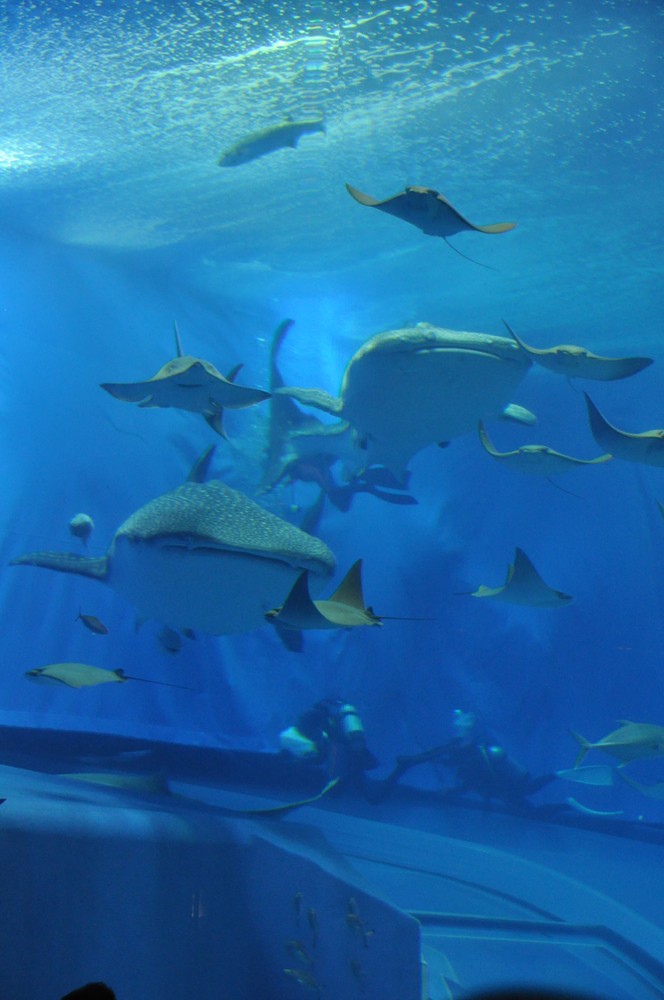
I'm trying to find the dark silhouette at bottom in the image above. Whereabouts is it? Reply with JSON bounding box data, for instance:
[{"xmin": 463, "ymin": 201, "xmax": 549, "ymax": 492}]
[{"xmin": 60, "ymin": 984, "xmax": 116, "ymax": 1000}]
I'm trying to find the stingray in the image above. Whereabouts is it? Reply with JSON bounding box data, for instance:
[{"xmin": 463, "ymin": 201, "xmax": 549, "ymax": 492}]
[
  {"xmin": 11, "ymin": 480, "xmax": 336, "ymax": 635},
  {"xmin": 570, "ymin": 721, "xmax": 664, "ymax": 767},
  {"xmin": 61, "ymin": 769, "xmax": 340, "ymax": 817},
  {"xmin": 266, "ymin": 560, "xmax": 382, "ymax": 632},
  {"xmin": 503, "ymin": 321, "xmax": 653, "ymax": 380},
  {"xmin": 461, "ymin": 547, "xmax": 572, "ymax": 608},
  {"xmin": 101, "ymin": 322, "xmax": 270, "ymax": 437},
  {"xmin": 584, "ymin": 393, "xmax": 664, "ymax": 467},
  {"xmin": 346, "ymin": 183, "xmax": 515, "ymax": 265},
  {"xmin": 277, "ymin": 323, "xmax": 534, "ymax": 480},
  {"xmin": 25, "ymin": 662, "xmax": 192, "ymax": 690},
  {"xmin": 478, "ymin": 422, "xmax": 612, "ymax": 475}
]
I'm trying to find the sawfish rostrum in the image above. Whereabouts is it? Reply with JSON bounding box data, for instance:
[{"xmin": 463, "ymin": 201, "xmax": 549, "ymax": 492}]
[
  {"xmin": 11, "ymin": 481, "xmax": 336, "ymax": 635},
  {"xmin": 278, "ymin": 324, "xmax": 533, "ymax": 478}
]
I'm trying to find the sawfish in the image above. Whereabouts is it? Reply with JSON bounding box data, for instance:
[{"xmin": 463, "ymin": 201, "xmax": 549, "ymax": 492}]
[
  {"xmin": 101, "ymin": 322, "xmax": 270, "ymax": 436},
  {"xmin": 584, "ymin": 394, "xmax": 664, "ymax": 466},
  {"xmin": 10, "ymin": 480, "xmax": 336, "ymax": 635},
  {"xmin": 277, "ymin": 323, "xmax": 535, "ymax": 480}
]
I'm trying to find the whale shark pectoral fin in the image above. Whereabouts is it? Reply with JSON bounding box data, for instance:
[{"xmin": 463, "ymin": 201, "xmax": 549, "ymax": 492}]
[
  {"xmin": 10, "ymin": 551, "xmax": 109, "ymax": 581},
  {"xmin": 275, "ymin": 386, "xmax": 343, "ymax": 416}
]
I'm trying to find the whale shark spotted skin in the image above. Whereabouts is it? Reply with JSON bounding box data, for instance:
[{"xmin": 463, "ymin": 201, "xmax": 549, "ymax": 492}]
[
  {"xmin": 277, "ymin": 324, "xmax": 534, "ymax": 480},
  {"xmin": 11, "ymin": 480, "xmax": 336, "ymax": 635}
]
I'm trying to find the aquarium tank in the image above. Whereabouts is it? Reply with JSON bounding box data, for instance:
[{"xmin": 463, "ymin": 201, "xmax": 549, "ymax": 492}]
[{"xmin": 0, "ymin": 1, "xmax": 663, "ymax": 998}]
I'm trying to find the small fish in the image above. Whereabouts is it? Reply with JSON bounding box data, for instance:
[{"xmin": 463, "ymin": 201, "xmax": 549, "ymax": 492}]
[
  {"xmin": 346, "ymin": 912, "xmax": 374, "ymax": 948},
  {"xmin": 25, "ymin": 662, "xmax": 194, "ymax": 691},
  {"xmin": 68, "ymin": 512, "xmax": 94, "ymax": 546},
  {"xmin": 285, "ymin": 940, "xmax": 314, "ymax": 966},
  {"xmin": 76, "ymin": 611, "xmax": 109, "ymax": 635},
  {"xmin": 293, "ymin": 891, "xmax": 304, "ymax": 920},
  {"xmin": 307, "ymin": 907, "xmax": 319, "ymax": 948},
  {"xmin": 218, "ymin": 116, "xmax": 325, "ymax": 167},
  {"xmin": 157, "ymin": 626, "xmax": 182, "ymax": 655},
  {"xmin": 283, "ymin": 967, "xmax": 323, "ymax": 992}
]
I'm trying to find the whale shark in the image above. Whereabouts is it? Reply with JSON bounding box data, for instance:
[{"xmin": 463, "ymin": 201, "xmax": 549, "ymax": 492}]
[
  {"xmin": 277, "ymin": 323, "xmax": 535, "ymax": 480},
  {"xmin": 11, "ymin": 480, "xmax": 336, "ymax": 635}
]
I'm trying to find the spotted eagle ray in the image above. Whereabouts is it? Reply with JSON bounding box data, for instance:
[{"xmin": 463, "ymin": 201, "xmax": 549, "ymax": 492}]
[
  {"xmin": 10, "ymin": 480, "xmax": 336, "ymax": 635},
  {"xmin": 266, "ymin": 560, "xmax": 382, "ymax": 632},
  {"xmin": 101, "ymin": 322, "xmax": 270, "ymax": 437},
  {"xmin": 504, "ymin": 321, "xmax": 652, "ymax": 380},
  {"xmin": 584, "ymin": 393, "xmax": 664, "ymax": 466},
  {"xmin": 218, "ymin": 116, "xmax": 325, "ymax": 167},
  {"xmin": 461, "ymin": 547, "xmax": 572, "ymax": 608},
  {"xmin": 277, "ymin": 324, "xmax": 534, "ymax": 481},
  {"xmin": 346, "ymin": 183, "xmax": 515, "ymax": 264},
  {"xmin": 25, "ymin": 662, "xmax": 192, "ymax": 690},
  {"xmin": 478, "ymin": 422, "xmax": 612, "ymax": 475}
]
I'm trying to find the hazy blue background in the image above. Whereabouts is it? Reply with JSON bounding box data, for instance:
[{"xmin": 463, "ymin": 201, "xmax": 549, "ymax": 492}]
[{"xmin": 0, "ymin": 0, "xmax": 662, "ymax": 818}]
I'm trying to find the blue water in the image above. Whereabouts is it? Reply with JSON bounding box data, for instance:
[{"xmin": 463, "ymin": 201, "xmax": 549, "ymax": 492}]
[{"xmin": 0, "ymin": 2, "xmax": 663, "ymax": 997}]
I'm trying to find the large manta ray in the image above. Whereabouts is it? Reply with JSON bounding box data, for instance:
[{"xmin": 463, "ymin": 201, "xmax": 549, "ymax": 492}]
[
  {"xmin": 11, "ymin": 480, "xmax": 336, "ymax": 635},
  {"xmin": 346, "ymin": 183, "xmax": 515, "ymax": 264},
  {"xmin": 101, "ymin": 322, "xmax": 270, "ymax": 436},
  {"xmin": 277, "ymin": 324, "xmax": 534, "ymax": 480}
]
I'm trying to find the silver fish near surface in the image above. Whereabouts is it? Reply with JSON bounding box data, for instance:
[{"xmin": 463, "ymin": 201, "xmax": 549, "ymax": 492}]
[{"xmin": 218, "ymin": 117, "xmax": 325, "ymax": 167}]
